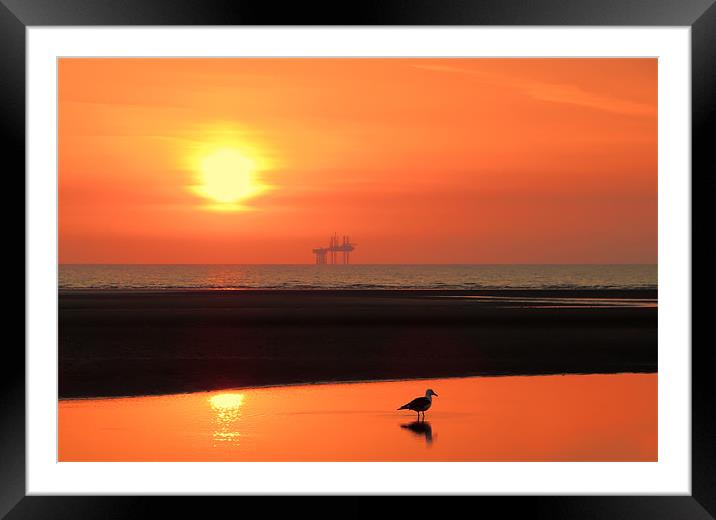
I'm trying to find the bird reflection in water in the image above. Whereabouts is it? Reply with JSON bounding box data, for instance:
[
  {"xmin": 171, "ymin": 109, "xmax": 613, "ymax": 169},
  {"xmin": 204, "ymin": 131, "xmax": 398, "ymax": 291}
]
[
  {"xmin": 401, "ymin": 421, "xmax": 434, "ymax": 445},
  {"xmin": 209, "ymin": 393, "xmax": 245, "ymax": 445}
]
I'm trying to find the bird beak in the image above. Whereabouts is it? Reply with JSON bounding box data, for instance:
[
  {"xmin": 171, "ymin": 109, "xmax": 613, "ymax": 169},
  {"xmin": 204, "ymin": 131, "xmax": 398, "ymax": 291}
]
[{"xmin": 433, "ymin": 392, "xmax": 438, "ymax": 397}]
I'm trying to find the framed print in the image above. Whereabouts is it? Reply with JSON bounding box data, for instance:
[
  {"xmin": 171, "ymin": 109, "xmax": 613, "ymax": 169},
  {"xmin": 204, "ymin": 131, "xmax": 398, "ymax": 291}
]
[{"xmin": 7, "ymin": 0, "xmax": 710, "ymax": 514}]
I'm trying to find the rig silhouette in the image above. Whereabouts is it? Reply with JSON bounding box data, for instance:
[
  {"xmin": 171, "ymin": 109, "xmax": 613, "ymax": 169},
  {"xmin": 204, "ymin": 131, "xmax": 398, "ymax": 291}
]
[{"xmin": 312, "ymin": 234, "xmax": 356, "ymax": 265}]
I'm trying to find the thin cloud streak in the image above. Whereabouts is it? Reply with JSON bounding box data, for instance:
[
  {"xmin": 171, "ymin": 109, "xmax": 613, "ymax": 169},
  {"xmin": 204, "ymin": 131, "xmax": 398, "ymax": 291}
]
[{"xmin": 410, "ymin": 63, "xmax": 655, "ymax": 117}]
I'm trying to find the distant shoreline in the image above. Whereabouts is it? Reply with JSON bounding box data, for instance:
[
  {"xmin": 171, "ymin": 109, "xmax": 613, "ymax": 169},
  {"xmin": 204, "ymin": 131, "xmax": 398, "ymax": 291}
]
[{"xmin": 58, "ymin": 287, "xmax": 658, "ymax": 298}]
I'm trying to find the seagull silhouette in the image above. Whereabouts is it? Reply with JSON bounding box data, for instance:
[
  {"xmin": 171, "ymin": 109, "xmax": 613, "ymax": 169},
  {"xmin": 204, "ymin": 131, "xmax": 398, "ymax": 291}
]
[{"xmin": 398, "ymin": 388, "xmax": 438, "ymax": 420}]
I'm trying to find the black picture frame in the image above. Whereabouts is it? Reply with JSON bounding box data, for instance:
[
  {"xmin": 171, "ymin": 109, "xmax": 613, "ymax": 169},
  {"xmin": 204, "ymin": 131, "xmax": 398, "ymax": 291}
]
[{"xmin": 5, "ymin": 0, "xmax": 708, "ymax": 514}]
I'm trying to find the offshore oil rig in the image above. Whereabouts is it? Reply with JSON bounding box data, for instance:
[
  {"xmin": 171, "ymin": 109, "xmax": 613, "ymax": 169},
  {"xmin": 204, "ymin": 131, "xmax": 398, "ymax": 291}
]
[{"xmin": 312, "ymin": 234, "xmax": 356, "ymax": 264}]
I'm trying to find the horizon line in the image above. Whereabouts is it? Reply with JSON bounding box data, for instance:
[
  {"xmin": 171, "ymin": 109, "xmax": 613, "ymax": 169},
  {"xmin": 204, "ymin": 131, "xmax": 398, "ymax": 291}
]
[{"xmin": 58, "ymin": 262, "xmax": 658, "ymax": 266}]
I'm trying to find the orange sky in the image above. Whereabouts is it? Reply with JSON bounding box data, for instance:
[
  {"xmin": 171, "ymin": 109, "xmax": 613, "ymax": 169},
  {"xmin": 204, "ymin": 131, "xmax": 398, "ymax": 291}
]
[{"xmin": 59, "ymin": 58, "xmax": 657, "ymax": 264}]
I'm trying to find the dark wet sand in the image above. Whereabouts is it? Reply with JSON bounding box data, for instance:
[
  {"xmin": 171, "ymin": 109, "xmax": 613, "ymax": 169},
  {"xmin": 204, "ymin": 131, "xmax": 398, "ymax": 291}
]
[{"xmin": 59, "ymin": 289, "xmax": 657, "ymax": 398}]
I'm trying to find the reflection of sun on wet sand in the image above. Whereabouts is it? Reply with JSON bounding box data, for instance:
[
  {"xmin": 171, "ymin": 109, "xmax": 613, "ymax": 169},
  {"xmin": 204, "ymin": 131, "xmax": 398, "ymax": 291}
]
[
  {"xmin": 59, "ymin": 373, "xmax": 656, "ymax": 462},
  {"xmin": 209, "ymin": 393, "xmax": 244, "ymax": 445}
]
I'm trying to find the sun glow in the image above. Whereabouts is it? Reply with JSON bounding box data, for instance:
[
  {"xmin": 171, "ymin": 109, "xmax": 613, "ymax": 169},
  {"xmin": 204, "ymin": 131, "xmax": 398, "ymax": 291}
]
[
  {"xmin": 191, "ymin": 148, "xmax": 269, "ymax": 211},
  {"xmin": 209, "ymin": 393, "xmax": 245, "ymax": 410},
  {"xmin": 209, "ymin": 393, "xmax": 245, "ymax": 445}
]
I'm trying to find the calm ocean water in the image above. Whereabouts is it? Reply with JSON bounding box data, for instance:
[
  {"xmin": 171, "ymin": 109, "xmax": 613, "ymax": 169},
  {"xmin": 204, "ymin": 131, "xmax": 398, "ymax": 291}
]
[{"xmin": 59, "ymin": 264, "xmax": 657, "ymax": 290}]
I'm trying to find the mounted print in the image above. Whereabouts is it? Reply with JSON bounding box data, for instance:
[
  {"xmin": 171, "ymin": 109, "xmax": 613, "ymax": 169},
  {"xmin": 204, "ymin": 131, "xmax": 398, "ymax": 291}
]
[{"xmin": 57, "ymin": 57, "xmax": 657, "ymax": 462}]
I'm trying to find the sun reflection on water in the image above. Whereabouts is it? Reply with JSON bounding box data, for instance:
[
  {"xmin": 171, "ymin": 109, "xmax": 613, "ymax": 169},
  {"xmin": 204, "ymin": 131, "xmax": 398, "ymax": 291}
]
[{"xmin": 209, "ymin": 393, "xmax": 245, "ymax": 445}]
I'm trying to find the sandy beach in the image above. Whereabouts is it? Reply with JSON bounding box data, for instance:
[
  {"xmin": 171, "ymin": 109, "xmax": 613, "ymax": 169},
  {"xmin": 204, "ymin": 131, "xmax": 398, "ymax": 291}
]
[
  {"xmin": 59, "ymin": 373, "xmax": 657, "ymax": 462},
  {"xmin": 59, "ymin": 289, "xmax": 657, "ymax": 399}
]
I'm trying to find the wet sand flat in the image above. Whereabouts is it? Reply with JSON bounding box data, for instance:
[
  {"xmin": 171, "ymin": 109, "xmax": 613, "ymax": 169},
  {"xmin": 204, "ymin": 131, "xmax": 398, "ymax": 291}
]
[
  {"xmin": 59, "ymin": 373, "xmax": 657, "ymax": 462},
  {"xmin": 59, "ymin": 289, "xmax": 657, "ymax": 398}
]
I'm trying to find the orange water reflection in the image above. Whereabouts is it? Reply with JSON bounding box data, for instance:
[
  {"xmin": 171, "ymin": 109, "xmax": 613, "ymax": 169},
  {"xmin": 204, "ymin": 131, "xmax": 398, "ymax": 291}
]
[
  {"xmin": 58, "ymin": 374, "xmax": 657, "ymax": 461},
  {"xmin": 209, "ymin": 393, "xmax": 245, "ymax": 445}
]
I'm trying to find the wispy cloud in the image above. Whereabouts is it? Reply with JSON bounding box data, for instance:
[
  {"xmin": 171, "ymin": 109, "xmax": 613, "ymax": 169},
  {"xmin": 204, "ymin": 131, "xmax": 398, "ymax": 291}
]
[{"xmin": 410, "ymin": 63, "xmax": 655, "ymax": 117}]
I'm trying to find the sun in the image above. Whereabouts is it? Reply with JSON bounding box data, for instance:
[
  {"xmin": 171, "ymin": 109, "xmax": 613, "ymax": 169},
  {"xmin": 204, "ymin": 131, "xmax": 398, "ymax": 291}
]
[{"xmin": 192, "ymin": 148, "xmax": 268, "ymax": 210}]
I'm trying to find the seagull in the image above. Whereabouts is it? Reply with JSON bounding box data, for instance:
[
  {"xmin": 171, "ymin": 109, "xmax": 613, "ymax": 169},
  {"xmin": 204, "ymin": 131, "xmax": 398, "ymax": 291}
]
[{"xmin": 398, "ymin": 388, "xmax": 438, "ymax": 420}]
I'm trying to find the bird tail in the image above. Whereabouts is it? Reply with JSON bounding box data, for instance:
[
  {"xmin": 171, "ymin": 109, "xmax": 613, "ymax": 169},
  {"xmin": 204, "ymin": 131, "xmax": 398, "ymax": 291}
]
[{"xmin": 397, "ymin": 404, "xmax": 408, "ymax": 410}]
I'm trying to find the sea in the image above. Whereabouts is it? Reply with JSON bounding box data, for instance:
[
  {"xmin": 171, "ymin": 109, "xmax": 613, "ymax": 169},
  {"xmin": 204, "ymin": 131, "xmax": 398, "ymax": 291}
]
[{"xmin": 59, "ymin": 264, "xmax": 657, "ymax": 290}]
